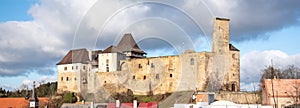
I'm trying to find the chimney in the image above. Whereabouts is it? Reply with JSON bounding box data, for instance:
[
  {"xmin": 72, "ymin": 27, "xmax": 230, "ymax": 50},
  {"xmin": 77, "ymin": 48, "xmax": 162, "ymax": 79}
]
[
  {"xmin": 89, "ymin": 49, "xmax": 92, "ymax": 61},
  {"xmin": 133, "ymin": 99, "xmax": 138, "ymax": 108},
  {"xmin": 116, "ymin": 99, "xmax": 120, "ymax": 108}
]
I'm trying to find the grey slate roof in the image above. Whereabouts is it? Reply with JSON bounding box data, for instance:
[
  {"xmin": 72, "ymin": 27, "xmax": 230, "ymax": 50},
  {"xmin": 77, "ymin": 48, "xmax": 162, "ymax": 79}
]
[
  {"xmin": 103, "ymin": 45, "xmax": 121, "ymax": 53},
  {"xmin": 57, "ymin": 48, "xmax": 90, "ymax": 65},
  {"xmin": 229, "ymin": 44, "xmax": 239, "ymax": 51},
  {"xmin": 116, "ymin": 34, "xmax": 146, "ymax": 54}
]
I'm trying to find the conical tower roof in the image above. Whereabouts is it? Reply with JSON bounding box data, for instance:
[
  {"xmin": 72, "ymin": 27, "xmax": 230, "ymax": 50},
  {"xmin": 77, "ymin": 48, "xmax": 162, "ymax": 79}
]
[{"xmin": 117, "ymin": 34, "xmax": 146, "ymax": 54}]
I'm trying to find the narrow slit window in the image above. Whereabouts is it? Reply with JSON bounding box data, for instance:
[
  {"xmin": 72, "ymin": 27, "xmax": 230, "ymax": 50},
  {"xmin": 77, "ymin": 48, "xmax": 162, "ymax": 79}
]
[{"xmin": 190, "ymin": 58, "xmax": 195, "ymax": 65}]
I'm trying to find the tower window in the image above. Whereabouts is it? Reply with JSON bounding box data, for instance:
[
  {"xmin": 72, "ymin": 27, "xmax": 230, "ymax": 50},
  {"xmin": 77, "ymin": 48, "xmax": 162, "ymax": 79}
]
[
  {"xmin": 106, "ymin": 59, "xmax": 109, "ymax": 72},
  {"xmin": 190, "ymin": 58, "xmax": 195, "ymax": 65},
  {"xmin": 106, "ymin": 59, "xmax": 109, "ymax": 66},
  {"xmin": 144, "ymin": 75, "xmax": 146, "ymax": 80},
  {"xmin": 232, "ymin": 54, "xmax": 236, "ymax": 59},
  {"xmin": 156, "ymin": 74, "xmax": 159, "ymax": 79},
  {"xmin": 106, "ymin": 67, "xmax": 109, "ymax": 72},
  {"xmin": 170, "ymin": 74, "xmax": 173, "ymax": 78},
  {"xmin": 151, "ymin": 63, "xmax": 155, "ymax": 68}
]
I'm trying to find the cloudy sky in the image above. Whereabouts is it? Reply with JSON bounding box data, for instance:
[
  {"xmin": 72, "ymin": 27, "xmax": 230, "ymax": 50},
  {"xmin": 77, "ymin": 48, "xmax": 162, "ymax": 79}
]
[{"xmin": 0, "ymin": 0, "xmax": 300, "ymax": 91}]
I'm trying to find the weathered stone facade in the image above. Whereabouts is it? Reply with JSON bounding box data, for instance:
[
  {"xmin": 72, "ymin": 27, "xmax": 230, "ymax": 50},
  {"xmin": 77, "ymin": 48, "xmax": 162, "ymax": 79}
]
[{"xmin": 57, "ymin": 17, "xmax": 240, "ymax": 100}]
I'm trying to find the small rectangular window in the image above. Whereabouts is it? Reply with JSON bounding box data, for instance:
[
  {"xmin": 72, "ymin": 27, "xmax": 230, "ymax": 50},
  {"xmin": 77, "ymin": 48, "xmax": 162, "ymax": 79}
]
[
  {"xmin": 83, "ymin": 66, "xmax": 86, "ymax": 70},
  {"xmin": 133, "ymin": 75, "xmax": 136, "ymax": 80},
  {"xmin": 106, "ymin": 59, "xmax": 109, "ymax": 66},
  {"xmin": 61, "ymin": 77, "xmax": 63, "ymax": 81},
  {"xmin": 156, "ymin": 74, "xmax": 159, "ymax": 79},
  {"xmin": 151, "ymin": 63, "xmax": 155, "ymax": 68},
  {"xmin": 143, "ymin": 75, "xmax": 146, "ymax": 80},
  {"xmin": 72, "ymin": 66, "xmax": 74, "ymax": 70},
  {"xmin": 170, "ymin": 74, "xmax": 173, "ymax": 78},
  {"xmin": 138, "ymin": 64, "xmax": 142, "ymax": 68},
  {"xmin": 106, "ymin": 67, "xmax": 109, "ymax": 72},
  {"xmin": 64, "ymin": 67, "xmax": 67, "ymax": 71}
]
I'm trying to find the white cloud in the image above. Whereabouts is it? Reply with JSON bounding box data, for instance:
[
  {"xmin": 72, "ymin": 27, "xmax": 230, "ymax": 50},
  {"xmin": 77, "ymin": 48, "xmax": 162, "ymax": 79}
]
[
  {"xmin": 0, "ymin": 0, "xmax": 300, "ymax": 93},
  {"xmin": 240, "ymin": 82, "xmax": 260, "ymax": 91},
  {"xmin": 240, "ymin": 50, "xmax": 300, "ymax": 90},
  {"xmin": 201, "ymin": 0, "xmax": 300, "ymax": 41},
  {"xmin": 22, "ymin": 79, "xmax": 32, "ymax": 86},
  {"xmin": 0, "ymin": 0, "xmax": 97, "ymax": 76}
]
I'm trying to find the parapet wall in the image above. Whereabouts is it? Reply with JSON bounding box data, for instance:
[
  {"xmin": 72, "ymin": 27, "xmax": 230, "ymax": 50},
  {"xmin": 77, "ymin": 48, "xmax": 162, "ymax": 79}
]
[{"xmin": 215, "ymin": 91, "xmax": 261, "ymax": 104}]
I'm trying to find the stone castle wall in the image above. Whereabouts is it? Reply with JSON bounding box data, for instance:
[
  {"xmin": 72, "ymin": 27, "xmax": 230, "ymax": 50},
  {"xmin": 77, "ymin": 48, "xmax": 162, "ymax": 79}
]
[
  {"xmin": 57, "ymin": 18, "xmax": 241, "ymax": 100},
  {"xmin": 215, "ymin": 91, "xmax": 261, "ymax": 104}
]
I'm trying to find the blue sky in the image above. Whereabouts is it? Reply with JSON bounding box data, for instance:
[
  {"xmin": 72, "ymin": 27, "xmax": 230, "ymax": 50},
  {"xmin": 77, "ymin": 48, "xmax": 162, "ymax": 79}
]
[
  {"xmin": 0, "ymin": 0, "xmax": 300, "ymax": 91},
  {"xmin": 0, "ymin": 0, "xmax": 36, "ymax": 22}
]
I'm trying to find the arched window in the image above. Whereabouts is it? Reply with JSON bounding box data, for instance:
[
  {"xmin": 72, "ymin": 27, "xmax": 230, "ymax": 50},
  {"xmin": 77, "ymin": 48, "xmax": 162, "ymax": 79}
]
[
  {"xmin": 231, "ymin": 83, "xmax": 236, "ymax": 91},
  {"xmin": 190, "ymin": 58, "xmax": 195, "ymax": 65},
  {"xmin": 66, "ymin": 77, "xmax": 69, "ymax": 81},
  {"xmin": 61, "ymin": 77, "xmax": 63, "ymax": 81}
]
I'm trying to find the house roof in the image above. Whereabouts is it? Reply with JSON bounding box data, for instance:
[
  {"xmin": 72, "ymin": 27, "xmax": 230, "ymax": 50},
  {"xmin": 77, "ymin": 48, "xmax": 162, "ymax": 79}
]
[
  {"xmin": 57, "ymin": 48, "xmax": 90, "ymax": 65},
  {"xmin": 262, "ymin": 79, "xmax": 300, "ymax": 97},
  {"xmin": 138, "ymin": 102, "xmax": 158, "ymax": 108},
  {"xmin": 103, "ymin": 45, "xmax": 121, "ymax": 53},
  {"xmin": 0, "ymin": 97, "xmax": 49, "ymax": 108},
  {"xmin": 117, "ymin": 33, "xmax": 146, "ymax": 54},
  {"xmin": 229, "ymin": 44, "xmax": 239, "ymax": 51}
]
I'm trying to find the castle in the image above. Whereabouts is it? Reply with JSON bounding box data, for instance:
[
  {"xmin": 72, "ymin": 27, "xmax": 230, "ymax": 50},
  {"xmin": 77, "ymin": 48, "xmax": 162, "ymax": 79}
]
[{"xmin": 56, "ymin": 18, "xmax": 240, "ymax": 99}]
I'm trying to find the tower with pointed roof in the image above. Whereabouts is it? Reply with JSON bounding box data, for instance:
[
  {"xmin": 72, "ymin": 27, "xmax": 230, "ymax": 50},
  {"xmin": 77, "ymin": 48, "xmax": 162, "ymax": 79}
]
[{"xmin": 117, "ymin": 33, "xmax": 146, "ymax": 59}]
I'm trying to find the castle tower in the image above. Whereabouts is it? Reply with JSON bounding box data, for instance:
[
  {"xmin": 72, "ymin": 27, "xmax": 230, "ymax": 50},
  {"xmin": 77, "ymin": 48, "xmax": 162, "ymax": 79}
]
[
  {"xmin": 208, "ymin": 17, "xmax": 240, "ymax": 92},
  {"xmin": 212, "ymin": 17, "xmax": 230, "ymax": 54}
]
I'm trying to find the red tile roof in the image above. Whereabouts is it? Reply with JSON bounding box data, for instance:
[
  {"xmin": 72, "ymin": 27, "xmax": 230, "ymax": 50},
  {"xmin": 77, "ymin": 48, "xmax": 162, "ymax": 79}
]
[
  {"xmin": 0, "ymin": 97, "xmax": 49, "ymax": 108},
  {"xmin": 263, "ymin": 79, "xmax": 300, "ymax": 97},
  {"xmin": 138, "ymin": 102, "xmax": 158, "ymax": 108}
]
